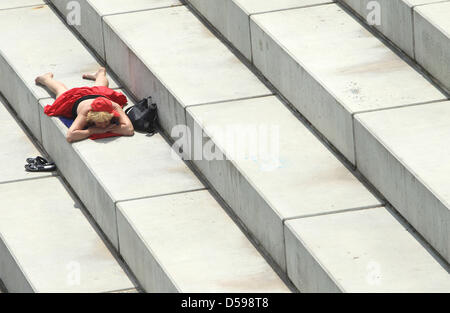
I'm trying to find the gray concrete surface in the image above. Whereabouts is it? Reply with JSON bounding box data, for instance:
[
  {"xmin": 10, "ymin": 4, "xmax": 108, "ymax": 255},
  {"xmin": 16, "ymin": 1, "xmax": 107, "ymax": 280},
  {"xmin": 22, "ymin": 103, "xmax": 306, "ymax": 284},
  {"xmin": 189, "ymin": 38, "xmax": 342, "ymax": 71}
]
[
  {"xmin": 187, "ymin": 95, "xmax": 381, "ymax": 270},
  {"xmin": 39, "ymin": 90, "xmax": 289, "ymax": 293},
  {"xmin": 117, "ymin": 190, "xmax": 290, "ymax": 293},
  {"xmin": 250, "ymin": 4, "xmax": 446, "ymax": 163},
  {"xmin": 414, "ymin": 2, "xmax": 450, "ymax": 91},
  {"xmin": 285, "ymin": 207, "xmax": 450, "ymax": 292},
  {"xmin": 0, "ymin": 58, "xmax": 136, "ymax": 292},
  {"xmin": 187, "ymin": 0, "xmax": 333, "ymax": 60},
  {"xmin": 339, "ymin": 0, "xmax": 445, "ymax": 56},
  {"xmin": 39, "ymin": 94, "xmax": 205, "ymax": 248},
  {"xmin": 102, "ymin": 6, "xmax": 272, "ymax": 134},
  {"xmin": 43, "ymin": 0, "xmax": 450, "ymax": 291},
  {"xmin": 0, "ymin": 5, "xmax": 120, "ymax": 141},
  {"xmin": 0, "ymin": 2, "xmax": 291, "ymax": 293},
  {"xmin": 0, "ymin": 97, "xmax": 51, "ymax": 183},
  {"xmin": 182, "ymin": 0, "xmax": 450, "ymax": 267},
  {"xmin": 339, "ymin": 0, "xmax": 450, "ymax": 91},
  {"xmin": 50, "ymin": 0, "xmax": 182, "ymax": 59},
  {"xmin": 0, "ymin": 177, "xmax": 135, "ymax": 293},
  {"xmin": 0, "ymin": 280, "xmax": 6, "ymax": 293},
  {"xmin": 355, "ymin": 101, "xmax": 450, "ymax": 263},
  {"xmin": 38, "ymin": 93, "xmax": 289, "ymax": 293},
  {"xmin": 39, "ymin": 101, "xmax": 287, "ymax": 292},
  {"xmin": 0, "ymin": 0, "xmax": 44, "ymax": 10}
]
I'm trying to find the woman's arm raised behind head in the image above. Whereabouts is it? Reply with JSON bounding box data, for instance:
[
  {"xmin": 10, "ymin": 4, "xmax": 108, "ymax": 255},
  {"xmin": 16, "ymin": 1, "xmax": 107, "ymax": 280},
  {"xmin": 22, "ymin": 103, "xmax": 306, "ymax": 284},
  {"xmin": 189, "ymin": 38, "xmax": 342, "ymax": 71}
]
[
  {"xmin": 110, "ymin": 103, "xmax": 134, "ymax": 136},
  {"xmin": 66, "ymin": 114, "xmax": 96, "ymax": 143}
]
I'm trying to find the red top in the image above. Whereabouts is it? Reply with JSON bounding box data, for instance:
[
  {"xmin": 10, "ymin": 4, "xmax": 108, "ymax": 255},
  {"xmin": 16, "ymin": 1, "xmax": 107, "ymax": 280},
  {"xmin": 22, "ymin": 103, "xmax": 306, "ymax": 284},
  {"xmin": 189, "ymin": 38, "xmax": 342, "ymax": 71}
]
[
  {"xmin": 44, "ymin": 86, "xmax": 128, "ymax": 117},
  {"xmin": 44, "ymin": 86, "xmax": 129, "ymax": 140}
]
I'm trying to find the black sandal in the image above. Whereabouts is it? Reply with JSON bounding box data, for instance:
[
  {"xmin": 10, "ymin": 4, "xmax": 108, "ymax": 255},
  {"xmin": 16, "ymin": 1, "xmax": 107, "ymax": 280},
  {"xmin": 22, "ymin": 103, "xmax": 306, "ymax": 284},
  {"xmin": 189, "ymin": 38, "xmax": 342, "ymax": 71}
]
[
  {"xmin": 25, "ymin": 162, "xmax": 56, "ymax": 172},
  {"xmin": 26, "ymin": 156, "xmax": 49, "ymax": 165}
]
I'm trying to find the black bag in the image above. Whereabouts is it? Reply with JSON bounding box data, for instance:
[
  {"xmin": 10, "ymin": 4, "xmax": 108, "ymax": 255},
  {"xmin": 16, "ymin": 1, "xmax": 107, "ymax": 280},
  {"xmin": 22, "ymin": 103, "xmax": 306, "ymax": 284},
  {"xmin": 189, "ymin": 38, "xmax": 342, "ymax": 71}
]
[{"xmin": 125, "ymin": 96, "xmax": 158, "ymax": 135}]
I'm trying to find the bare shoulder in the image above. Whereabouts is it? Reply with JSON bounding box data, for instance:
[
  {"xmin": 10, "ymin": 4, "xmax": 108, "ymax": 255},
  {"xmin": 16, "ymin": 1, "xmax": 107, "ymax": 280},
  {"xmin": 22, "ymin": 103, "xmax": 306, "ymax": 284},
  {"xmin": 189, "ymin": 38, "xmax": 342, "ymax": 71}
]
[{"xmin": 78, "ymin": 100, "xmax": 94, "ymax": 115}]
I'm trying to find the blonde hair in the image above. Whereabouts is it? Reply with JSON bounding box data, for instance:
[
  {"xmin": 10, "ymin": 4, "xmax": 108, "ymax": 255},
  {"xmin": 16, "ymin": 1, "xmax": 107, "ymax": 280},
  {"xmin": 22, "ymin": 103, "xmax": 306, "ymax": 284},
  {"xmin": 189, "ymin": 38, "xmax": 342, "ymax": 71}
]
[{"xmin": 86, "ymin": 111, "xmax": 114, "ymax": 124}]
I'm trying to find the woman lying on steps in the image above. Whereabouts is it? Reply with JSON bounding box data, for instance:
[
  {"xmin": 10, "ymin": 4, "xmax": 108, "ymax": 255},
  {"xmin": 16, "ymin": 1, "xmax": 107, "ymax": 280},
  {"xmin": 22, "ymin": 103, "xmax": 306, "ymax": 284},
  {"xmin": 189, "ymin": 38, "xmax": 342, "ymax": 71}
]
[{"xmin": 35, "ymin": 67, "xmax": 134, "ymax": 143}]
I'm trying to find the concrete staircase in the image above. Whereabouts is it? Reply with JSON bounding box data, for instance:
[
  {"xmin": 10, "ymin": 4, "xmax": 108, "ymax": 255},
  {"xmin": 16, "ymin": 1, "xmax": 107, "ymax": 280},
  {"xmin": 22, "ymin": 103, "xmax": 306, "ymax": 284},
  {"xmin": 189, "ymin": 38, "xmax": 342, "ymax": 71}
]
[
  {"xmin": 34, "ymin": 0, "xmax": 450, "ymax": 292},
  {"xmin": 338, "ymin": 0, "xmax": 450, "ymax": 92},
  {"xmin": 0, "ymin": 2, "xmax": 289, "ymax": 293},
  {"xmin": 183, "ymin": 0, "xmax": 450, "ymax": 265},
  {"xmin": 0, "ymin": 94, "xmax": 138, "ymax": 292}
]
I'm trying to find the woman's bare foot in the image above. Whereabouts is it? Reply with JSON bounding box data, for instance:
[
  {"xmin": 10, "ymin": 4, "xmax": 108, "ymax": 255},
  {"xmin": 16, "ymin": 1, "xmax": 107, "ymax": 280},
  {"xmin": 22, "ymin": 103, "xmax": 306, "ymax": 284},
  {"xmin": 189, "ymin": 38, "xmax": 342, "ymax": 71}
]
[
  {"xmin": 82, "ymin": 67, "xmax": 106, "ymax": 81},
  {"xmin": 35, "ymin": 72, "xmax": 54, "ymax": 85}
]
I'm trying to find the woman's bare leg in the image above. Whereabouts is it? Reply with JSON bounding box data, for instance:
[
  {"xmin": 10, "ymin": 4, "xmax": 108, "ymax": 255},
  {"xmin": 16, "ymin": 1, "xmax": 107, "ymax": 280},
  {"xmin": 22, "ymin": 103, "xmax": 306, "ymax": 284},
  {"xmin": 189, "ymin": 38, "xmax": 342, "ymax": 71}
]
[
  {"xmin": 35, "ymin": 73, "xmax": 69, "ymax": 98},
  {"xmin": 82, "ymin": 67, "xmax": 108, "ymax": 87}
]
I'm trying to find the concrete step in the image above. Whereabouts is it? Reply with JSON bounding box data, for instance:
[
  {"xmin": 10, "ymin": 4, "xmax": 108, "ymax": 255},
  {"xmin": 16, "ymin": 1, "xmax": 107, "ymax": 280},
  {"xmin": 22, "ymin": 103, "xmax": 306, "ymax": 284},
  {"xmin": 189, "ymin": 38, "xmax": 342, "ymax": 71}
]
[
  {"xmin": 355, "ymin": 101, "xmax": 450, "ymax": 266},
  {"xmin": 0, "ymin": 3, "xmax": 289, "ymax": 293},
  {"xmin": 38, "ymin": 94, "xmax": 288, "ymax": 293},
  {"xmin": 187, "ymin": 96, "xmax": 449, "ymax": 292},
  {"xmin": 188, "ymin": 0, "xmax": 447, "ymax": 161},
  {"xmin": 0, "ymin": 96, "xmax": 135, "ymax": 293},
  {"xmin": 46, "ymin": 0, "xmax": 450, "ymax": 291},
  {"xmin": 0, "ymin": 2, "xmax": 121, "ymax": 142},
  {"xmin": 286, "ymin": 207, "xmax": 450, "ymax": 292},
  {"xmin": 187, "ymin": 96, "xmax": 381, "ymax": 271},
  {"xmin": 52, "ymin": 0, "xmax": 272, "ymax": 131},
  {"xmin": 50, "ymin": 0, "xmax": 183, "ymax": 60},
  {"xmin": 249, "ymin": 4, "xmax": 446, "ymax": 164},
  {"xmin": 185, "ymin": 1, "xmax": 450, "ymax": 264},
  {"xmin": 339, "ymin": 0, "xmax": 450, "ymax": 92},
  {"xmin": 52, "ymin": 0, "xmax": 379, "ymax": 267},
  {"xmin": 38, "ymin": 94, "xmax": 204, "ymax": 250},
  {"xmin": 186, "ymin": 0, "xmax": 334, "ymax": 60},
  {"xmin": 0, "ymin": 0, "xmax": 44, "ymax": 10},
  {"xmin": 117, "ymin": 190, "xmax": 289, "ymax": 292},
  {"xmin": 104, "ymin": 7, "xmax": 272, "ymax": 134},
  {"xmin": 0, "ymin": 99, "xmax": 51, "ymax": 184},
  {"xmin": 0, "ymin": 177, "xmax": 136, "ymax": 293},
  {"xmin": 337, "ymin": 0, "xmax": 433, "ymax": 57},
  {"xmin": 414, "ymin": 2, "xmax": 450, "ymax": 91}
]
